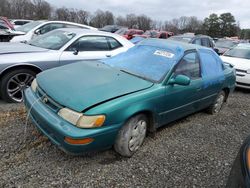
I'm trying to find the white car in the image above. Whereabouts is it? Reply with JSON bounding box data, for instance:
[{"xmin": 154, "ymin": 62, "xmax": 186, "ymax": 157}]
[
  {"xmin": 0, "ymin": 28, "xmax": 134, "ymax": 102},
  {"xmin": 10, "ymin": 19, "xmax": 33, "ymax": 29},
  {"xmin": 10, "ymin": 20, "xmax": 97, "ymax": 43},
  {"xmin": 221, "ymin": 44, "xmax": 250, "ymax": 89}
]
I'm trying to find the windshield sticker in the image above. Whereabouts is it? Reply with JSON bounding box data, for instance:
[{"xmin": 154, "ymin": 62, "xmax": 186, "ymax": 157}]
[{"xmin": 154, "ymin": 50, "xmax": 175, "ymax": 58}]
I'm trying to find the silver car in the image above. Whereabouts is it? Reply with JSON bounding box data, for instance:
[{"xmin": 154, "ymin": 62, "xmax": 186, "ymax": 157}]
[{"xmin": 0, "ymin": 28, "xmax": 134, "ymax": 102}]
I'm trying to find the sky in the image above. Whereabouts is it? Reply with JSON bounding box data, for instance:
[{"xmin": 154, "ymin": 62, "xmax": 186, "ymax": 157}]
[{"xmin": 46, "ymin": 0, "xmax": 250, "ymax": 28}]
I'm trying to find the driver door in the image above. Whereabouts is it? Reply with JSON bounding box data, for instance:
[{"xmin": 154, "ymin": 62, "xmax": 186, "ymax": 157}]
[
  {"xmin": 158, "ymin": 51, "xmax": 204, "ymax": 125},
  {"xmin": 59, "ymin": 36, "xmax": 114, "ymax": 66}
]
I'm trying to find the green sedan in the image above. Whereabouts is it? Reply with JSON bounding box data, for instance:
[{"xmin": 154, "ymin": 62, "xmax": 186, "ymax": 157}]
[{"xmin": 24, "ymin": 39, "xmax": 236, "ymax": 157}]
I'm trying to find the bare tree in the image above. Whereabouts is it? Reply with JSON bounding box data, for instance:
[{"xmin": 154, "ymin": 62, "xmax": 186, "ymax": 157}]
[{"xmin": 90, "ymin": 10, "xmax": 114, "ymax": 28}]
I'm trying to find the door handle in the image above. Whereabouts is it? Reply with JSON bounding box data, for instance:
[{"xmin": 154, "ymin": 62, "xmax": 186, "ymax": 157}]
[
  {"xmin": 196, "ymin": 87, "xmax": 202, "ymax": 91},
  {"xmin": 106, "ymin": 54, "xmax": 112, "ymax": 57}
]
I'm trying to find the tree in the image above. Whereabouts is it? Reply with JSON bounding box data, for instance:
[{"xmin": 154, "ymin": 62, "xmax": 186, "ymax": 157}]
[
  {"xmin": 136, "ymin": 15, "xmax": 152, "ymax": 31},
  {"xmin": 203, "ymin": 13, "xmax": 221, "ymax": 37},
  {"xmin": 89, "ymin": 10, "xmax": 114, "ymax": 28},
  {"xmin": 219, "ymin": 13, "xmax": 237, "ymax": 37}
]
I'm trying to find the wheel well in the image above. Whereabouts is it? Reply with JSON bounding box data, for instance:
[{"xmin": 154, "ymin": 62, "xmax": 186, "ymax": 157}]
[
  {"xmin": 132, "ymin": 110, "xmax": 156, "ymax": 133},
  {"xmin": 0, "ymin": 65, "xmax": 42, "ymax": 81},
  {"xmin": 222, "ymin": 87, "xmax": 230, "ymax": 101}
]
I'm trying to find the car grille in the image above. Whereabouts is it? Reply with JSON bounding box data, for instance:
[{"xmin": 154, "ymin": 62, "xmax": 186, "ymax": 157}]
[
  {"xmin": 36, "ymin": 86, "xmax": 63, "ymax": 112},
  {"xmin": 235, "ymin": 69, "xmax": 247, "ymax": 77}
]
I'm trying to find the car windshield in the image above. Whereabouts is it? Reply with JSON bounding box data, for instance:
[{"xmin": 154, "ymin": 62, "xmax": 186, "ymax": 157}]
[
  {"xmin": 101, "ymin": 44, "xmax": 179, "ymax": 82},
  {"xmin": 215, "ymin": 40, "xmax": 238, "ymax": 49},
  {"xmin": 115, "ymin": 28, "xmax": 128, "ymax": 35},
  {"xmin": 168, "ymin": 36, "xmax": 192, "ymax": 43},
  {"xmin": 144, "ymin": 31, "xmax": 158, "ymax": 37},
  {"xmin": 28, "ymin": 30, "xmax": 76, "ymax": 50},
  {"xmin": 223, "ymin": 45, "xmax": 250, "ymax": 59},
  {"xmin": 16, "ymin": 21, "xmax": 44, "ymax": 33}
]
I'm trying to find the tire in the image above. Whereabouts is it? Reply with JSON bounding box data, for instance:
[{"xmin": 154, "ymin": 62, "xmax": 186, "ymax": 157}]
[
  {"xmin": 114, "ymin": 114, "xmax": 148, "ymax": 157},
  {"xmin": 207, "ymin": 91, "xmax": 226, "ymax": 114},
  {"xmin": 0, "ymin": 69, "xmax": 36, "ymax": 103}
]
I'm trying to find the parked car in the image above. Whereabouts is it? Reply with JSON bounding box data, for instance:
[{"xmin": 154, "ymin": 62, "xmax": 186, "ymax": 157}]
[
  {"xmin": 226, "ymin": 135, "xmax": 250, "ymax": 188},
  {"xmin": 135, "ymin": 30, "xmax": 174, "ymax": 39},
  {"xmin": 139, "ymin": 30, "xmax": 159, "ymax": 38},
  {"xmin": 169, "ymin": 34, "xmax": 216, "ymax": 50},
  {"xmin": 24, "ymin": 39, "xmax": 235, "ymax": 157},
  {"xmin": 10, "ymin": 19, "xmax": 33, "ymax": 29},
  {"xmin": 0, "ymin": 24, "xmax": 25, "ymax": 42},
  {"xmin": 11, "ymin": 20, "xmax": 97, "ymax": 43},
  {"xmin": 115, "ymin": 28, "xmax": 144, "ymax": 40},
  {"xmin": 0, "ymin": 17, "xmax": 14, "ymax": 30},
  {"xmin": 99, "ymin": 25, "xmax": 124, "ymax": 33},
  {"xmin": 221, "ymin": 44, "xmax": 250, "ymax": 89},
  {"xmin": 215, "ymin": 38, "xmax": 239, "ymax": 55},
  {"xmin": 0, "ymin": 28, "xmax": 134, "ymax": 102}
]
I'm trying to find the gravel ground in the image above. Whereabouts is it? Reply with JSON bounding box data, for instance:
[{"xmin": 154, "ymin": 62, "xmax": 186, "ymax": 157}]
[{"xmin": 0, "ymin": 89, "xmax": 250, "ymax": 188}]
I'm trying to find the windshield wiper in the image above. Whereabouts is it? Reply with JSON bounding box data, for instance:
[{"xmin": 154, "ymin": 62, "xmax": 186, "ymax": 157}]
[{"xmin": 120, "ymin": 69, "xmax": 152, "ymax": 82}]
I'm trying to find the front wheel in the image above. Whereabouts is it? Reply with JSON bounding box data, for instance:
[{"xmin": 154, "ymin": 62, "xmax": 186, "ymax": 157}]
[
  {"xmin": 0, "ymin": 69, "xmax": 36, "ymax": 103},
  {"xmin": 207, "ymin": 91, "xmax": 226, "ymax": 114},
  {"xmin": 114, "ymin": 114, "xmax": 148, "ymax": 157}
]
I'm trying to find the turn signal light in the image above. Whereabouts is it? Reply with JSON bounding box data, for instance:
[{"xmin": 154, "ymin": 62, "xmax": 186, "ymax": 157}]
[{"xmin": 64, "ymin": 137, "xmax": 94, "ymax": 145}]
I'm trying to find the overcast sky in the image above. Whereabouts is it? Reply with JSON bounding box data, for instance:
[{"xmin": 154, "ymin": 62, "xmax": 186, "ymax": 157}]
[{"xmin": 46, "ymin": 0, "xmax": 250, "ymax": 28}]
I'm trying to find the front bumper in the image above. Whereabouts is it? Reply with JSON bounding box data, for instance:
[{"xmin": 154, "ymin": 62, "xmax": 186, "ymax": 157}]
[
  {"xmin": 24, "ymin": 88, "xmax": 122, "ymax": 154},
  {"xmin": 236, "ymin": 71, "xmax": 250, "ymax": 89}
]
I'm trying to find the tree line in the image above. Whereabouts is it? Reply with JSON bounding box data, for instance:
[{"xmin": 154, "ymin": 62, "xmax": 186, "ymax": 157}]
[{"xmin": 0, "ymin": 0, "xmax": 249, "ymax": 39}]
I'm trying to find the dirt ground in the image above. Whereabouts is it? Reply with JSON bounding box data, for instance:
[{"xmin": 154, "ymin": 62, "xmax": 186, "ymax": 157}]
[{"xmin": 0, "ymin": 88, "xmax": 250, "ymax": 187}]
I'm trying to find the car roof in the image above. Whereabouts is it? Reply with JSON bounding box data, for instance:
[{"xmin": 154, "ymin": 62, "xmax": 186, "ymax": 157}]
[
  {"xmin": 236, "ymin": 43, "xmax": 250, "ymax": 49},
  {"xmin": 140, "ymin": 38, "xmax": 209, "ymax": 51},
  {"xmin": 56, "ymin": 28, "xmax": 123, "ymax": 37}
]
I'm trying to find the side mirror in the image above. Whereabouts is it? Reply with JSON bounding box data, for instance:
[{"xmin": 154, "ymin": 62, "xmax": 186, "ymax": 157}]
[
  {"xmin": 214, "ymin": 48, "xmax": 220, "ymax": 55},
  {"xmin": 169, "ymin": 75, "xmax": 191, "ymax": 86},
  {"xmin": 34, "ymin": 29, "xmax": 41, "ymax": 35},
  {"xmin": 73, "ymin": 48, "xmax": 79, "ymax": 55}
]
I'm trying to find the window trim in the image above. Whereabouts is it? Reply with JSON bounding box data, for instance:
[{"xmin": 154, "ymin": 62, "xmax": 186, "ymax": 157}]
[{"xmin": 65, "ymin": 35, "xmax": 112, "ymax": 52}]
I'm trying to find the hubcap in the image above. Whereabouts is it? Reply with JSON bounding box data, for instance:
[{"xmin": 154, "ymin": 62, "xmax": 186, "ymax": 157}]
[
  {"xmin": 7, "ymin": 73, "xmax": 34, "ymax": 102},
  {"xmin": 128, "ymin": 119, "xmax": 147, "ymax": 152},
  {"xmin": 214, "ymin": 94, "xmax": 224, "ymax": 113}
]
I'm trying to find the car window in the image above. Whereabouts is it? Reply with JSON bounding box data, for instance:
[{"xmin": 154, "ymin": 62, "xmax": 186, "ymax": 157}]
[
  {"xmin": 174, "ymin": 52, "xmax": 200, "ymax": 79},
  {"xmin": 201, "ymin": 38, "xmax": 210, "ymax": 47},
  {"xmin": 159, "ymin": 33, "xmax": 167, "ymax": 39},
  {"xmin": 107, "ymin": 37, "xmax": 122, "ymax": 50},
  {"xmin": 193, "ymin": 39, "xmax": 202, "ymax": 45},
  {"xmin": 0, "ymin": 24, "xmax": 8, "ymax": 29},
  {"xmin": 68, "ymin": 36, "xmax": 110, "ymax": 51},
  {"xmin": 39, "ymin": 23, "xmax": 65, "ymax": 35}
]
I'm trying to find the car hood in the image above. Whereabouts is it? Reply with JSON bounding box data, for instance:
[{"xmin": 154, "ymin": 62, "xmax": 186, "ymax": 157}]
[
  {"xmin": 221, "ymin": 56, "xmax": 250, "ymax": 70},
  {"xmin": 0, "ymin": 42, "xmax": 48, "ymax": 55},
  {"xmin": 37, "ymin": 61, "xmax": 154, "ymax": 112}
]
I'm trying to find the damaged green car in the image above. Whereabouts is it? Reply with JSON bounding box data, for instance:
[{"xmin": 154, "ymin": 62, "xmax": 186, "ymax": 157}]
[{"xmin": 24, "ymin": 39, "xmax": 235, "ymax": 157}]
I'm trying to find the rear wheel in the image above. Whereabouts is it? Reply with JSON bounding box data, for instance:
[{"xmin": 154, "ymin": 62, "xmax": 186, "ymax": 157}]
[
  {"xmin": 0, "ymin": 69, "xmax": 36, "ymax": 103},
  {"xmin": 207, "ymin": 91, "xmax": 226, "ymax": 114},
  {"xmin": 114, "ymin": 114, "xmax": 148, "ymax": 157}
]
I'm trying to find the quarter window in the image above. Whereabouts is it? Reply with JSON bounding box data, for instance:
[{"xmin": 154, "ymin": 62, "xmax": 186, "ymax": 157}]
[
  {"xmin": 107, "ymin": 37, "xmax": 122, "ymax": 50},
  {"xmin": 174, "ymin": 52, "xmax": 201, "ymax": 79}
]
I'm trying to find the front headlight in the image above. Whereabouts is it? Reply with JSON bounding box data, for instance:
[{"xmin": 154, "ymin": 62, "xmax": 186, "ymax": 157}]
[
  {"xmin": 247, "ymin": 69, "xmax": 250, "ymax": 74},
  {"xmin": 58, "ymin": 108, "xmax": 105, "ymax": 128},
  {"xmin": 31, "ymin": 79, "xmax": 37, "ymax": 92}
]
